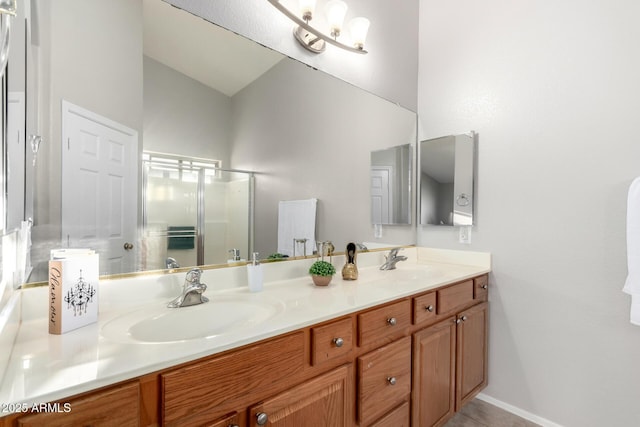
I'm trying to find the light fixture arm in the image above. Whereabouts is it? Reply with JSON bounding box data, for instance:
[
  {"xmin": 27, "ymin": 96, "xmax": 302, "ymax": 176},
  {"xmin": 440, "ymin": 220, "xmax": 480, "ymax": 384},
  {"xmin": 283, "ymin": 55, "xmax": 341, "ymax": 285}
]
[{"xmin": 267, "ymin": 0, "xmax": 367, "ymax": 54}]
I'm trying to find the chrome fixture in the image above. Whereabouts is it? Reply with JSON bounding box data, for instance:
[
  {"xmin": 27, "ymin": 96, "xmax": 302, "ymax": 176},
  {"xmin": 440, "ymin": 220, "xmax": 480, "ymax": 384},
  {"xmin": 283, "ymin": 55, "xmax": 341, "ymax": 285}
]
[
  {"xmin": 167, "ymin": 268, "xmax": 208, "ymax": 308},
  {"xmin": 228, "ymin": 248, "xmax": 241, "ymax": 261},
  {"xmin": 165, "ymin": 257, "xmax": 180, "ymax": 269},
  {"xmin": 267, "ymin": 0, "xmax": 370, "ymax": 54},
  {"xmin": 379, "ymin": 248, "xmax": 407, "ymax": 271},
  {"xmin": 0, "ymin": 0, "xmax": 15, "ymax": 78}
]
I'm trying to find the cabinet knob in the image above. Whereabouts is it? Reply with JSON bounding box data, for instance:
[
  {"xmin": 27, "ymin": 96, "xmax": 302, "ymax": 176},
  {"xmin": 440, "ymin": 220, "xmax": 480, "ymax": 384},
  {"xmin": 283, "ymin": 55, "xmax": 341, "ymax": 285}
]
[
  {"xmin": 455, "ymin": 318, "xmax": 461, "ymax": 324},
  {"xmin": 333, "ymin": 337, "xmax": 344, "ymax": 347},
  {"xmin": 461, "ymin": 315, "xmax": 468, "ymax": 322},
  {"xmin": 387, "ymin": 317, "xmax": 397, "ymax": 326},
  {"xmin": 481, "ymin": 284, "xmax": 488, "ymax": 289},
  {"xmin": 387, "ymin": 376, "xmax": 397, "ymax": 385},
  {"xmin": 425, "ymin": 305, "xmax": 434, "ymax": 312},
  {"xmin": 229, "ymin": 425, "xmax": 239, "ymax": 427},
  {"xmin": 256, "ymin": 412, "xmax": 268, "ymax": 426}
]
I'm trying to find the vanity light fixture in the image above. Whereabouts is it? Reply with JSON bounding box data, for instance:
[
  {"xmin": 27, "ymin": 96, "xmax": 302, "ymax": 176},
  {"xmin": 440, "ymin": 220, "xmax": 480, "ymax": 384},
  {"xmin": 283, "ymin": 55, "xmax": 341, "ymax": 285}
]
[
  {"xmin": 0, "ymin": 0, "xmax": 16, "ymax": 78},
  {"xmin": 267, "ymin": 0, "xmax": 370, "ymax": 54}
]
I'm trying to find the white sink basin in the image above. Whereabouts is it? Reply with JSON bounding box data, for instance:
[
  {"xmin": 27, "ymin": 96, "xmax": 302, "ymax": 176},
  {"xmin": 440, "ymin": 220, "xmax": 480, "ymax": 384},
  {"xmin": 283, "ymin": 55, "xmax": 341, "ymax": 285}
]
[{"xmin": 101, "ymin": 293, "xmax": 284, "ymax": 344}]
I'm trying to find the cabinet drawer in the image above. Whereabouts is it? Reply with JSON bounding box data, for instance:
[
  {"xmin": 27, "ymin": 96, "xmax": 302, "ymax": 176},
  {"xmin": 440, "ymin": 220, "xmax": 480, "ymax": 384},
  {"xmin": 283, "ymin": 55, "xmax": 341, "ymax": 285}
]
[
  {"xmin": 474, "ymin": 274, "xmax": 489, "ymax": 299},
  {"xmin": 311, "ymin": 317, "xmax": 353, "ymax": 366},
  {"xmin": 357, "ymin": 336, "xmax": 412, "ymax": 426},
  {"xmin": 437, "ymin": 280, "xmax": 473, "ymax": 314},
  {"xmin": 358, "ymin": 299, "xmax": 411, "ymax": 347},
  {"xmin": 162, "ymin": 332, "xmax": 305, "ymax": 426},
  {"xmin": 17, "ymin": 382, "xmax": 139, "ymax": 427},
  {"xmin": 413, "ymin": 292, "xmax": 436, "ymax": 326},
  {"xmin": 370, "ymin": 401, "xmax": 410, "ymax": 427}
]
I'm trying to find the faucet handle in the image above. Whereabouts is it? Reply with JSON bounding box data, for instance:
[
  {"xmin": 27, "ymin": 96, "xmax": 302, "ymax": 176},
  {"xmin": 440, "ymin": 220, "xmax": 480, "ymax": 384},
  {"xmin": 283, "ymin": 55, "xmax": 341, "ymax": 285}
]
[{"xmin": 185, "ymin": 268, "xmax": 202, "ymax": 285}]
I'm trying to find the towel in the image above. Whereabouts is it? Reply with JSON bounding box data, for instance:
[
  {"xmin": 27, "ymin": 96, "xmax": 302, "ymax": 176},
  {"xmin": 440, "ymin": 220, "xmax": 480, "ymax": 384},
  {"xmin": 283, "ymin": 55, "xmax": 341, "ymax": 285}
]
[
  {"xmin": 623, "ymin": 177, "xmax": 640, "ymax": 325},
  {"xmin": 277, "ymin": 199, "xmax": 317, "ymax": 257}
]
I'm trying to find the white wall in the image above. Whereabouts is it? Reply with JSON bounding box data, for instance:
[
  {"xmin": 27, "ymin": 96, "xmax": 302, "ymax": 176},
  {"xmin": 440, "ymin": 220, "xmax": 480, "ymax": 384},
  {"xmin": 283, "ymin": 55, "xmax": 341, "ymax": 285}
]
[
  {"xmin": 418, "ymin": 1, "xmax": 640, "ymax": 426},
  {"xmin": 165, "ymin": 0, "xmax": 419, "ymax": 111}
]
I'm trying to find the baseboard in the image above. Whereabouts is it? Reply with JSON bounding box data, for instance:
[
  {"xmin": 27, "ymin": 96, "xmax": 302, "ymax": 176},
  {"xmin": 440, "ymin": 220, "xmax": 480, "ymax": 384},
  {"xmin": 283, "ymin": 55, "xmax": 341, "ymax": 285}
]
[{"xmin": 476, "ymin": 393, "xmax": 564, "ymax": 427}]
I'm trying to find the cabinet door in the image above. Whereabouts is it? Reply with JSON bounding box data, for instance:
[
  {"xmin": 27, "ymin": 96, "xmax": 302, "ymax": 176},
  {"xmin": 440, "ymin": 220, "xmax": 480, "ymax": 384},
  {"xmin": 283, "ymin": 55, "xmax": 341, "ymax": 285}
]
[
  {"xmin": 248, "ymin": 364, "xmax": 353, "ymax": 427},
  {"xmin": 456, "ymin": 302, "xmax": 488, "ymax": 409},
  {"xmin": 412, "ymin": 317, "xmax": 456, "ymax": 427}
]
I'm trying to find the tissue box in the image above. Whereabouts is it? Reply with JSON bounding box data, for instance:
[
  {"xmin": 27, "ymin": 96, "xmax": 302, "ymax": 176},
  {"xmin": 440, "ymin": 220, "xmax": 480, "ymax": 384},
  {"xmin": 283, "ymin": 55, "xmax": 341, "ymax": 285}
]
[{"xmin": 48, "ymin": 249, "xmax": 99, "ymax": 335}]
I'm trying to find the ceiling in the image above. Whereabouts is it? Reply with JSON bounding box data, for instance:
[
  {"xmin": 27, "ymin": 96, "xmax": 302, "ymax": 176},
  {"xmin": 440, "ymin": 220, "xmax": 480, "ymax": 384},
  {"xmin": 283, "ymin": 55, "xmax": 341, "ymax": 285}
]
[{"xmin": 143, "ymin": 0, "xmax": 284, "ymax": 97}]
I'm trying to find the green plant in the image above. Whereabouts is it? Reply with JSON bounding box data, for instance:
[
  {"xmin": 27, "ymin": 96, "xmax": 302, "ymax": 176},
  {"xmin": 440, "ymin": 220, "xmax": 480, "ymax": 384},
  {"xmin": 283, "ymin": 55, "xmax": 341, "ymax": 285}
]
[
  {"xmin": 308, "ymin": 260, "xmax": 336, "ymax": 277},
  {"xmin": 267, "ymin": 253, "xmax": 287, "ymax": 260}
]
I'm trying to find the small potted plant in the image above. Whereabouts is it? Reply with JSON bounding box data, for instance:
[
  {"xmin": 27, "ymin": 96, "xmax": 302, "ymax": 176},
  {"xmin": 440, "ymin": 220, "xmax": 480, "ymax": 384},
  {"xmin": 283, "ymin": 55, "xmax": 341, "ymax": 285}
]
[{"xmin": 308, "ymin": 260, "xmax": 336, "ymax": 287}]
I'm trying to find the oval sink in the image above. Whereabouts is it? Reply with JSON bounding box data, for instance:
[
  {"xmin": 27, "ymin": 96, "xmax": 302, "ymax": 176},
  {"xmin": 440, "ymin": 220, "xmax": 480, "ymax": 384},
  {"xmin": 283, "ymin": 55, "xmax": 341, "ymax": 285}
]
[{"xmin": 101, "ymin": 293, "xmax": 284, "ymax": 344}]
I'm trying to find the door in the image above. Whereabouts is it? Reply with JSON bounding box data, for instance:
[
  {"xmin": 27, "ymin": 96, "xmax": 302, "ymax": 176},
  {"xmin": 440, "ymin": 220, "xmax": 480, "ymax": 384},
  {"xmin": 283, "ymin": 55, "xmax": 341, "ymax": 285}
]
[
  {"xmin": 371, "ymin": 167, "xmax": 392, "ymax": 224},
  {"xmin": 248, "ymin": 364, "xmax": 352, "ymax": 427},
  {"xmin": 412, "ymin": 317, "xmax": 457, "ymax": 427},
  {"xmin": 62, "ymin": 101, "xmax": 138, "ymax": 276},
  {"xmin": 456, "ymin": 302, "xmax": 488, "ymax": 409}
]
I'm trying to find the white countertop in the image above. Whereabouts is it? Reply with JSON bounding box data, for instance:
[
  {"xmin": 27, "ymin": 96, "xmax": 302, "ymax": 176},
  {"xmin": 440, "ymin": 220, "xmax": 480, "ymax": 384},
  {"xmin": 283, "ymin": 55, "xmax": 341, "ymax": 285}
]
[{"xmin": 0, "ymin": 247, "xmax": 490, "ymax": 410}]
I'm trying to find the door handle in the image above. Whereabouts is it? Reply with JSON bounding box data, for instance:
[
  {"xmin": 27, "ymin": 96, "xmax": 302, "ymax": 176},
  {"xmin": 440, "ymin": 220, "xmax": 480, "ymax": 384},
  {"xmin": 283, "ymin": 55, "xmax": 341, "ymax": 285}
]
[{"xmin": 124, "ymin": 242, "xmax": 134, "ymax": 250}]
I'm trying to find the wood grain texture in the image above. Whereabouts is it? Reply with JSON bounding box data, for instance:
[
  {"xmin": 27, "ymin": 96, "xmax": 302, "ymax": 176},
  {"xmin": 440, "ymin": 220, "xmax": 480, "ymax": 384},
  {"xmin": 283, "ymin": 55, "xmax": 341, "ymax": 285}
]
[
  {"xmin": 437, "ymin": 281, "xmax": 473, "ymax": 315},
  {"xmin": 357, "ymin": 299, "xmax": 411, "ymax": 347},
  {"xmin": 311, "ymin": 317, "xmax": 353, "ymax": 366},
  {"xmin": 17, "ymin": 381, "xmax": 140, "ymax": 427},
  {"xmin": 248, "ymin": 364, "xmax": 353, "ymax": 427},
  {"xmin": 456, "ymin": 302, "xmax": 488, "ymax": 410},
  {"xmin": 357, "ymin": 336, "xmax": 412, "ymax": 426},
  {"xmin": 162, "ymin": 331, "xmax": 305, "ymax": 426},
  {"xmin": 205, "ymin": 412, "xmax": 240, "ymax": 427},
  {"xmin": 413, "ymin": 291, "xmax": 437, "ymax": 326},
  {"xmin": 412, "ymin": 317, "xmax": 457, "ymax": 427},
  {"xmin": 370, "ymin": 401, "xmax": 410, "ymax": 427},
  {"xmin": 473, "ymin": 275, "xmax": 488, "ymax": 300}
]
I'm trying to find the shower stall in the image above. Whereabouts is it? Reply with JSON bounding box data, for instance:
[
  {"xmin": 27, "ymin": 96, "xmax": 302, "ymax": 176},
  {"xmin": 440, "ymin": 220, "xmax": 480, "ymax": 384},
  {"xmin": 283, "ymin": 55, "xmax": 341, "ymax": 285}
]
[{"xmin": 141, "ymin": 153, "xmax": 254, "ymax": 270}]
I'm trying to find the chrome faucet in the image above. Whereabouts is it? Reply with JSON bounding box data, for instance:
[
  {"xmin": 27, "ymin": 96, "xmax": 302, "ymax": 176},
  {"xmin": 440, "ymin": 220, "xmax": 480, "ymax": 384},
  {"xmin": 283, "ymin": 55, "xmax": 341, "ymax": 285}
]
[
  {"xmin": 165, "ymin": 257, "xmax": 180, "ymax": 269},
  {"xmin": 167, "ymin": 268, "xmax": 209, "ymax": 308},
  {"xmin": 379, "ymin": 248, "xmax": 408, "ymax": 270}
]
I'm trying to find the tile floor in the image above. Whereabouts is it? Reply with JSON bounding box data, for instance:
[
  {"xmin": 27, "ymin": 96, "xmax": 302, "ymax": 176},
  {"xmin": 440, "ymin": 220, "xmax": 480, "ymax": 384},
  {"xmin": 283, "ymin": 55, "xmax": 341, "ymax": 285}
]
[{"xmin": 444, "ymin": 399, "xmax": 541, "ymax": 427}]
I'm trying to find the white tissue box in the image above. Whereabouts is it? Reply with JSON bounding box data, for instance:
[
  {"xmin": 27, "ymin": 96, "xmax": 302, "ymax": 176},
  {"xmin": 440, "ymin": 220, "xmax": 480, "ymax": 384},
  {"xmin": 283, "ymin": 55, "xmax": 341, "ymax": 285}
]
[{"xmin": 48, "ymin": 249, "xmax": 99, "ymax": 334}]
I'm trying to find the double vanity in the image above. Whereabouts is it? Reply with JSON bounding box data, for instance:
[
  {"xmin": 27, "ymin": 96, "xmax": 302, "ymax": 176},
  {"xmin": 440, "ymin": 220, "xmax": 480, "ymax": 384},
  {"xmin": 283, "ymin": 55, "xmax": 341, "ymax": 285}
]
[{"xmin": 0, "ymin": 247, "xmax": 490, "ymax": 426}]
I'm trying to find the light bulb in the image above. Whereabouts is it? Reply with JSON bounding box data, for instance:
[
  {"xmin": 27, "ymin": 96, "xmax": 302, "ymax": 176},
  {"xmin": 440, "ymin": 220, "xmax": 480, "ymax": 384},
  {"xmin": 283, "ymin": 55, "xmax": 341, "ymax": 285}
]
[
  {"xmin": 348, "ymin": 17, "xmax": 369, "ymax": 50},
  {"xmin": 299, "ymin": 0, "xmax": 316, "ymax": 21},
  {"xmin": 325, "ymin": 0, "xmax": 348, "ymax": 38}
]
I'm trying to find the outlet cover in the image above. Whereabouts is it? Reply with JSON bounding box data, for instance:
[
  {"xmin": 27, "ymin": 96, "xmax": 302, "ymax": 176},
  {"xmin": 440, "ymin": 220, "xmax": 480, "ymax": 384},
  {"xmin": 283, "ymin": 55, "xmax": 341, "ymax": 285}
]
[{"xmin": 459, "ymin": 226, "xmax": 471, "ymax": 244}]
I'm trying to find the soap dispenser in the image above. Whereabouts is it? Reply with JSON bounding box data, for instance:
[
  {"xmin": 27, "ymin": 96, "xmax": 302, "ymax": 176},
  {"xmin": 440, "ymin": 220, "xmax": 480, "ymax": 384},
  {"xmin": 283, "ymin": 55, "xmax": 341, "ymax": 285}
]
[{"xmin": 247, "ymin": 252, "xmax": 263, "ymax": 292}]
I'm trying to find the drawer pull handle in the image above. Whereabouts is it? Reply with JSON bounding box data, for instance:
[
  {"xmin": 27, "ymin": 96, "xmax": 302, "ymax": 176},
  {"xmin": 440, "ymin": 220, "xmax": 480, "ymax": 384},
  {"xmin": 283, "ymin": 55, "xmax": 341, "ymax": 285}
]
[
  {"xmin": 256, "ymin": 412, "xmax": 268, "ymax": 425},
  {"xmin": 425, "ymin": 305, "xmax": 434, "ymax": 312},
  {"xmin": 387, "ymin": 317, "xmax": 397, "ymax": 326},
  {"xmin": 387, "ymin": 376, "xmax": 397, "ymax": 385},
  {"xmin": 481, "ymin": 284, "xmax": 488, "ymax": 289},
  {"xmin": 333, "ymin": 337, "xmax": 344, "ymax": 347}
]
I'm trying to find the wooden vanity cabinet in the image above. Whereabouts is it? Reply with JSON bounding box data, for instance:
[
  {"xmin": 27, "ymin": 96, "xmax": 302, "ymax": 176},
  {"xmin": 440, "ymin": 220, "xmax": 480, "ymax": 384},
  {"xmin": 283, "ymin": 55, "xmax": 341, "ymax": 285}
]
[
  {"xmin": 411, "ymin": 278, "xmax": 488, "ymax": 427},
  {"xmin": 1, "ymin": 274, "xmax": 489, "ymax": 427}
]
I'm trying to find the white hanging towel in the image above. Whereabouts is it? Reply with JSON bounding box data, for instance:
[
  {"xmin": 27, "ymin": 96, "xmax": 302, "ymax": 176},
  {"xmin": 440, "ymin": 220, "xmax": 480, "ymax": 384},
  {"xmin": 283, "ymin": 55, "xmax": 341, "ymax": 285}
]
[
  {"xmin": 277, "ymin": 199, "xmax": 317, "ymax": 257},
  {"xmin": 624, "ymin": 177, "xmax": 640, "ymax": 325}
]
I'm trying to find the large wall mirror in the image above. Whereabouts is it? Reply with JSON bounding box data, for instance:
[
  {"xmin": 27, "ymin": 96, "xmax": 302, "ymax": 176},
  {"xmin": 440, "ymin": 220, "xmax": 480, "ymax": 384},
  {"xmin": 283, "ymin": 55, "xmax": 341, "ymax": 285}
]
[
  {"xmin": 419, "ymin": 133, "xmax": 476, "ymax": 226},
  {"xmin": 2, "ymin": 0, "xmax": 417, "ymax": 286}
]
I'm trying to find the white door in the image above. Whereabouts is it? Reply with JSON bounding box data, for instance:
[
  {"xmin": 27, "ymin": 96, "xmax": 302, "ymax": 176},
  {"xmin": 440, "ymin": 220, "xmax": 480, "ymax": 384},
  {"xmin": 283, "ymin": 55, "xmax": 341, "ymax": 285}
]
[
  {"xmin": 371, "ymin": 167, "xmax": 392, "ymax": 224},
  {"xmin": 62, "ymin": 101, "xmax": 138, "ymax": 275}
]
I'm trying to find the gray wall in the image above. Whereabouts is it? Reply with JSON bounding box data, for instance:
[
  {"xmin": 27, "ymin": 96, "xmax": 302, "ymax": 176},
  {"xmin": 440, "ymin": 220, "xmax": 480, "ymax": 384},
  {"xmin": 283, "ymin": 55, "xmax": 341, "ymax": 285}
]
[
  {"xmin": 230, "ymin": 58, "xmax": 416, "ymax": 257},
  {"xmin": 143, "ymin": 56, "xmax": 232, "ymax": 165},
  {"xmin": 418, "ymin": 0, "xmax": 640, "ymax": 425}
]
